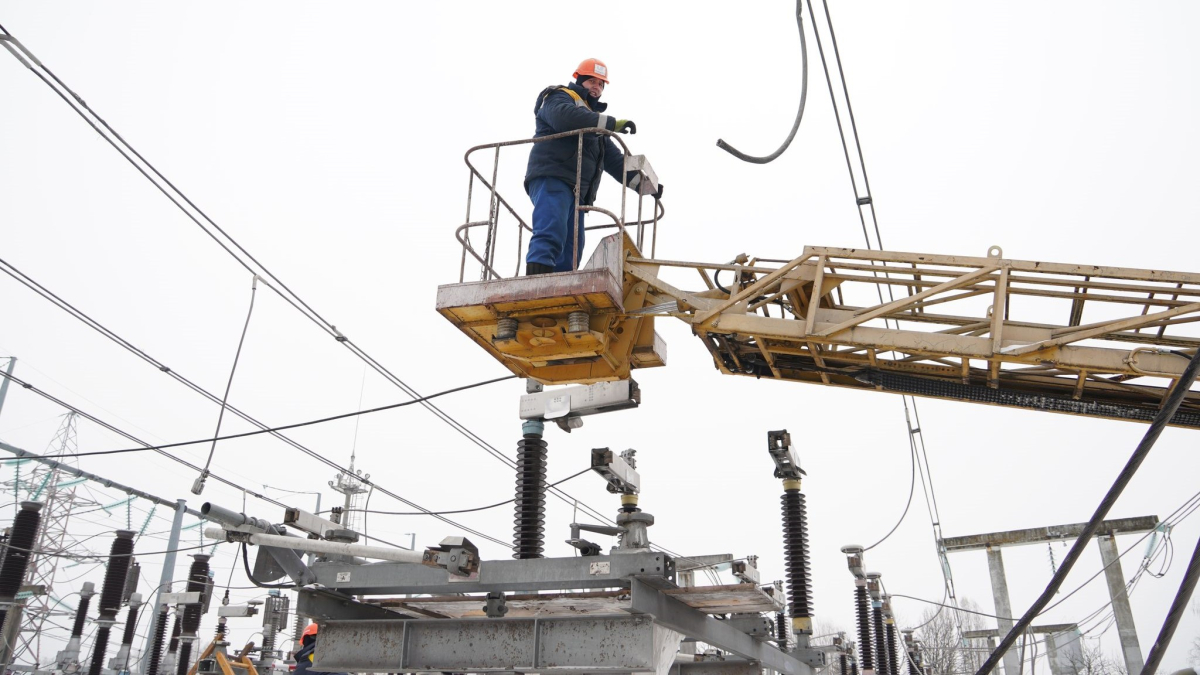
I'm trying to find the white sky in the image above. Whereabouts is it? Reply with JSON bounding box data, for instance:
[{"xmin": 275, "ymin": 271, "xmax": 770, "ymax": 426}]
[{"xmin": 2, "ymin": 1, "xmax": 1200, "ymax": 672}]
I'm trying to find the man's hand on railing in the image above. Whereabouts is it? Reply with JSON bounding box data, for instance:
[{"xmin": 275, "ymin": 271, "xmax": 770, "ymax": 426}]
[{"xmin": 615, "ymin": 119, "xmax": 637, "ymax": 134}]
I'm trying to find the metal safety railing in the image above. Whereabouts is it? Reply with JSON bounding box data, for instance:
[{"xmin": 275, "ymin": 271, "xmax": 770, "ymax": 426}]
[{"xmin": 456, "ymin": 128, "xmax": 665, "ymax": 282}]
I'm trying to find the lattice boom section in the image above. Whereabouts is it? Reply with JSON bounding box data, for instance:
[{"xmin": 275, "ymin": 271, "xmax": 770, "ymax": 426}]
[{"xmin": 622, "ymin": 245, "xmax": 1200, "ymax": 427}]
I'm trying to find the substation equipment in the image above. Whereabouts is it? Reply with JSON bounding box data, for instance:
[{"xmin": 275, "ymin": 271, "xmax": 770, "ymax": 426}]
[
  {"xmin": 430, "ymin": 131, "xmax": 1196, "ymax": 674},
  {"xmin": 203, "ymin": 426, "xmax": 834, "ymax": 675}
]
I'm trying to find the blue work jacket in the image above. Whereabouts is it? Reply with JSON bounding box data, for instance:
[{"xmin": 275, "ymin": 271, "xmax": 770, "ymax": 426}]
[{"xmin": 524, "ymin": 82, "xmax": 631, "ymax": 205}]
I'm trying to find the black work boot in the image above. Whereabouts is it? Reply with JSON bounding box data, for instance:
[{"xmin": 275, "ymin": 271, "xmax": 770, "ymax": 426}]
[{"xmin": 525, "ymin": 262, "xmax": 554, "ymax": 276}]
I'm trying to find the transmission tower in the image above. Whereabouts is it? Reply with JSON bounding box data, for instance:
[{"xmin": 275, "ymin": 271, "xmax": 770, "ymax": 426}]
[{"xmin": 13, "ymin": 413, "xmax": 100, "ymax": 667}]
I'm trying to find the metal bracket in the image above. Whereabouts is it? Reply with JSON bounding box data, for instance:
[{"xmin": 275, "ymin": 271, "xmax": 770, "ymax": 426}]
[
  {"xmin": 421, "ymin": 537, "xmax": 480, "ymax": 577},
  {"xmin": 519, "ymin": 379, "xmax": 640, "ymax": 422},
  {"xmin": 767, "ymin": 430, "xmax": 804, "ymax": 480},
  {"xmin": 731, "ymin": 559, "xmax": 760, "ymax": 585},
  {"xmin": 591, "ymin": 448, "xmax": 641, "ymax": 494},
  {"xmin": 483, "ymin": 592, "xmax": 508, "ymax": 618},
  {"xmin": 284, "ymin": 507, "xmax": 359, "ymax": 542},
  {"xmin": 565, "ymin": 533, "xmax": 603, "ymax": 557},
  {"xmin": 792, "ymin": 648, "xmax": 828, "ymax": 668},
  {"xmin": 297, "ymin": 589, "xmax": 408, "ymax": 622},
  {"xmin": 725, "ymin": 614, "xmax": 775, "ymax": 641}
]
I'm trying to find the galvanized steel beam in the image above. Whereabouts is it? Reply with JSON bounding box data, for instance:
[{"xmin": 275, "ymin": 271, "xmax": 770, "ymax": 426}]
[
  {"xmin": 627, "ymin": 579, "xmax": 817, "ymax": 675},
  {"xmin": 313, "ymin": 614, "xmax": 676, "ymax": 674},
  {"xmin": 309, "ymin": 551, "xmax": 674, "ymax": 596}
]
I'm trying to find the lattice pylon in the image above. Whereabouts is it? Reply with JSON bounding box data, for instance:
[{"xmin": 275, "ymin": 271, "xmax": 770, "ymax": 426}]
[{"xmin": 14, "ymin": 412, "xmax": 96, "ymax": 667}]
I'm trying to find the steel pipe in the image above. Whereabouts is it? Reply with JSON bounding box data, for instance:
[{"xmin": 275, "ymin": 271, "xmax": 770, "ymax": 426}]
[{"xmin": 205, "ymin": 528, "xmax": 424, "ymax": 564}]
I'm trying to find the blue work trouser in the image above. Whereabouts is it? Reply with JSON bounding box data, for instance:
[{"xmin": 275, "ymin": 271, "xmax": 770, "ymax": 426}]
[{"xmin": 527, "ymin": 177, "xmax": 586, "ymax": 273}]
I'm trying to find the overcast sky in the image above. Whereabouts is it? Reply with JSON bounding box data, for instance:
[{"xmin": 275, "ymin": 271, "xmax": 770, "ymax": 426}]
[{"xmin": 3, "ymin": 1, "xmax": 1200, "ymax": 672}]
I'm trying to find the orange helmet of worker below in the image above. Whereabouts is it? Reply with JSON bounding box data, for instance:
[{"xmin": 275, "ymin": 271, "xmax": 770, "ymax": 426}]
[
  {"xmin": 573, "ymin": 58, "xmax": 609, "ymax": 83},
  {"xmin": 300, "ymin": 622, "xmax": 319, "ymax": 642}
]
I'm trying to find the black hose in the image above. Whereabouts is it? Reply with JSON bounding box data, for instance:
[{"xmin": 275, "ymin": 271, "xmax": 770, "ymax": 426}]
[
  {"xmin": 241, "ymin": 542, "xmax": 293, "ymax": 589},
  {"xmin": 716, "ymin": 0, "xmax": 808, "ymax": 164},
  {"xmin": 975, "ymin": 348, "xmax": 1200, "ymax": 675}
]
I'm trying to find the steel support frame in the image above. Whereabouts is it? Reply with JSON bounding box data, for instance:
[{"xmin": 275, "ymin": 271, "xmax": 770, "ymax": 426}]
[
  {"xmin": 628, "ymin": 579, "xmax": 817, "ymax": 675},
  {"xmin": 308, "ymin": 551, "xmax": 674, "ymax": 596},
  {"xmin": 315, "ymin": 614, "xmax": 677, "ymax": 673},
  {"xmin": 307, "ymin": 579, "xmax": 813, "ymax": 675}
]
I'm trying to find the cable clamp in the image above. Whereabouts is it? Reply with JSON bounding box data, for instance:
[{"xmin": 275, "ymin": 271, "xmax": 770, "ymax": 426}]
[
  {"xmin": 331, "ymin": 325, "xmax": 349, "ymax": 342},
  {"xmin": 856, "ymin": 196, "xmax": 873, "ymax": 206}
]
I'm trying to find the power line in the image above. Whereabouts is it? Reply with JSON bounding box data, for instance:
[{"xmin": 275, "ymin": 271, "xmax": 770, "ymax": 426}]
[
  {"xmin": 2, "ymin": 371, "xmax": 512, "ymax": 548},
  {"xmin": 0, "ymin": 369, "xmax": 515, "ymax": 461},
  {"xmin": 804, "ymin": 0, "xmax": 961, "ymax": 625},
  {"xmin": 0, "ymin": 541, "xmax": 216, "ymax": 561},
  {"xmin": 345, "ymin": 468, "xmax": 590, "ymax": 517},
  {"xmin": 0, "ymin": 28, "xmax": 624, "ymax": 536},
  {"xmin": 197, "ymin": 276, "xmax": 258, "ymax": 491},
  {"xmin": 864, "ymin": 427, "xmax": 917, "ymax": 551},
  {"xmin": 975, "ymin": 349, "xmax": 1200, "ymax": 675}
]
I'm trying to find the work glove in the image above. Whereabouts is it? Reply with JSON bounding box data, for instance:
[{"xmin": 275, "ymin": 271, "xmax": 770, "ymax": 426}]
[
  {"xmin": 615, "ymin": 119, "xmax": 637, "ymax": 134},
  {"xmin": 654, "ymin": 182, "xmax": 665, "ymax": 199}
]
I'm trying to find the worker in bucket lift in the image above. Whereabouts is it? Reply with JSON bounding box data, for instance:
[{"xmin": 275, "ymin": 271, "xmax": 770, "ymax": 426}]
[
  {"xmin": 292, "ymin": 623, "xmax": 348, "ymax": 675},
  {"xmin": 524, "ymin": 58, "xmax": 664, "ymax": 276}
]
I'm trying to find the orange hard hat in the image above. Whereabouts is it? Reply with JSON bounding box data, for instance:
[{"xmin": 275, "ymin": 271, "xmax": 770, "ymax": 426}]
[
  {"xmin": 573, "ymin": 58, "xmax": 609, "ymax": 83},
  {"xmin": 301, "ymin": 623, "xmax": 319, "ymax": 641}
]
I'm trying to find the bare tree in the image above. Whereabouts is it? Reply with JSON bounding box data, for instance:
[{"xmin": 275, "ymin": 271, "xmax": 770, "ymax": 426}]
[
  {"xmin": 1066, "ymin": 641, "xmax": 1125, "ymax": 675},
  {"xmin": 914, "ymin": 598, "xmax": 988, "ymax": 675}
]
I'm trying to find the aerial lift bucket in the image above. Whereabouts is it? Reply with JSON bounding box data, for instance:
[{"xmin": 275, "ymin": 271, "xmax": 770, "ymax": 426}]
[{"xmin": 436, "ymin": 232, "xmax": 666, "ymax": 384}]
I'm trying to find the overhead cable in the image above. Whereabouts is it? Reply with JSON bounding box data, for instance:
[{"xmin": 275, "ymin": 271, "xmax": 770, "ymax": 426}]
[
  {"xmin": 0, "ymin": 27, "xmax": 519, "ymax": 469},
  {"xmin": 0, "ymin": 23, "xmax": 681, "ymax": 546},
  {"xmin": 805, "ymin": 0, "xmax": 957, "ymax": 614},
  {"xmin": 863, "ymin": 431, "xmax": 916, "ymax": 551},
  {"xmin": 2, "ymin": 373, "xmax": 510, "ymax": 548},
  {"xmin": 975, "ymin": 349, "xmax": 1200, "ymax": 675},
  {"xmin": 1139, "ymin": 534, "xmax": 1200, "ymax": 675},
  {"xmin": 0, "ymin": 369, "xmax": 514, "ymax": 460},
  {"xmin": 0, "ymin": 441, "xmax": 201, "ymax": 517},
  {"xmin": 346, "ymin": 468, "xmax": 590, "ymax": 517},
  {"xmin": 195, "ymin": 275, "xmax": 258, "ymax": 495}
]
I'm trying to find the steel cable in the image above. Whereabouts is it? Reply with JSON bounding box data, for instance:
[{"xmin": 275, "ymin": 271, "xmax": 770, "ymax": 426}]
[
  {"xmin": 1, "ymin": 374, "xmax": 510, "ymax": 548},
  {"xmin": 0, "ymin": 22, "xmax": 707, "ymax": 554},
  {"xmin": 197, "ymin": 276, "xmax": 257, "ymax": 489},
  {"xmin": 975, "ymin": 349, "xmax": 1200, "ymax": 675}
]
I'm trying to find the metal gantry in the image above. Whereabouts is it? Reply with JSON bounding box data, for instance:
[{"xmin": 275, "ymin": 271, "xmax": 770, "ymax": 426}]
[{"xmin": 203, "ymin": 426, "xmax": 824, "ymax": 675}]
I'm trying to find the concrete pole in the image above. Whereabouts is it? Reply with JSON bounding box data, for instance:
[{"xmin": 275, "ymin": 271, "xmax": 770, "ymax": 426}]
[
  {"xmin": 985, "ymin": 547, "xmax": 1021, "ymax": 675},
  {"xmin": 1096, "ymin": 534, "xmax": 1144, "ymax": 675},
  {"xmin": 1043, "ymin": 633, "xmax": 1061, "ymax": 675},
  {"xmin": 140, "ymin": 499, "xmax": 187, "ymax": 675}
]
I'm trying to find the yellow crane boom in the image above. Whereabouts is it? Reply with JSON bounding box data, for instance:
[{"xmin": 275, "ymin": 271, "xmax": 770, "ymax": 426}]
[{"xmin": 438, "ymin": 234, "xmax": 1200, "ymax": 428}]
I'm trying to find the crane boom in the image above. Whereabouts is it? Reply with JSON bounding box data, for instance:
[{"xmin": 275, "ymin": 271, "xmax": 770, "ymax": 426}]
[{"xmin": 438, "ymin": 235, "xmax": 1200, "ymax": 428}]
